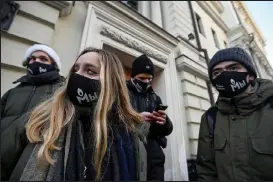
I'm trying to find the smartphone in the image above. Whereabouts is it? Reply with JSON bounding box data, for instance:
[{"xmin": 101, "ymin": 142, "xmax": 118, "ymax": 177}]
[{"xmin": 154, "ymin": 104, "xmax": 168, "ymax": 112}]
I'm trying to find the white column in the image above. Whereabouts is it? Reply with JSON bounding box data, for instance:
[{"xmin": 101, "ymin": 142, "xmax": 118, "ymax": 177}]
[
  {"xmin": 164, "ymin": 53, "xmax": 189, "ymax": 180},
  {"xmin": 139, "ymin": 1, "xmax": 151, "ymax": 19},
  {"xmin": 79, "ymin": 3, "xmax": 101, "ymax": 52},
  {"xmin": 151, "ymin": 1, "xmax": 163, "ymax": 28},
  {"xmin": 79, "ymin": 3, "xmax": 93, "ymax": 52}
]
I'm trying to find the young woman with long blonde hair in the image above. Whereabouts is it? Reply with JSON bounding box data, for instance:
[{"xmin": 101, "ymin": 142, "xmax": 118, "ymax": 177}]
[{"xmin": 1, "ymin": 48, "xmax": 149, "ymax": 181}]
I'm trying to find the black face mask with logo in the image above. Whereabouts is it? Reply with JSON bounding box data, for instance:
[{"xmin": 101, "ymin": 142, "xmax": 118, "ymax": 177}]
[
  {"xmin": 212, "ymin": 71, "xmax": 250, "ymax": 98},
  {"xmin": 27, "ymin": 62, "xmax": 55, "ymax": 75},
  {"xmin": 132, "ymin": 78, "xmax": 152, "ymax": 93},
  {"xmin": 66, "ymin": 73, "xmax": 101, "ymax": 107}
]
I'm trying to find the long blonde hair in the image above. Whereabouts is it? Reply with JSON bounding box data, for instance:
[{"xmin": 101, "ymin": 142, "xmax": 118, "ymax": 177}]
[{"xmin": 26, "ymin": 48, "xmax": 143, "ymax": 179}]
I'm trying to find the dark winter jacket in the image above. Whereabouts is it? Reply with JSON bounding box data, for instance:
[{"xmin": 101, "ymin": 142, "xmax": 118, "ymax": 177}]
[
  {"xmin": 196, "ymin": 79, "xmax": 273, "ymax": 181},
  {"xmin": 127, "ymin": 80, "xmax": 173, "ymax": 181},
  {"xmin": 1, "ymin": 106, "xmax": 149, "ymax": 181},
  {"xmin": 1, "ymin": 71, "xmax": 64, "ymax": 180},
  {"xmin": 1, "ymin": 74, "xmax": 149, "ymax": 181}
]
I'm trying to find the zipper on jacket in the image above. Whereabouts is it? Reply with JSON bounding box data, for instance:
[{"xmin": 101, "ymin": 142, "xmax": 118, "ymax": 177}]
[
  {"xmin": 145, "ymin": 95, "xmax": 149, "ymax": 103},
  {"xmin": 231, "ymin": 98, "xmax": 239, "ymax": 115},
  {"xmin": 23, "ymin": 86, "xmax": 37, "ymax": 113},
  {"xmin": 145, "ymin": 94, "xmax": 149, "ymax": 111}
]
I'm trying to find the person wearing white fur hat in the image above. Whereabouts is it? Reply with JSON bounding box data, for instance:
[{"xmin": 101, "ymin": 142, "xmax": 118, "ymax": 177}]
[
  {"xmin": 22, "ymin": 44, "xmax": 62, "ymax": 72},
  {"xmin": 1, "ymin": 45, "xmax": 65, "ymax": 172}
]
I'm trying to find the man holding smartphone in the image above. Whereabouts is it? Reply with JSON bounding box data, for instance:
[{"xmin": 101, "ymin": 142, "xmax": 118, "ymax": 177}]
[{"xmin": 127, "ymin": 54, "xmax": 173, "ymax": 181}]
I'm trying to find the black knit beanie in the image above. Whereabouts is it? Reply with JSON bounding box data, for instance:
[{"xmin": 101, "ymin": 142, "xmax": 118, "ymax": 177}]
[
  {"xmin": 208, "ymin": 47, "xmax": 257, "ymax": 82},
  {"xmin": 131, "ymin": 54, "xmax": 155, "ymax": 77}
]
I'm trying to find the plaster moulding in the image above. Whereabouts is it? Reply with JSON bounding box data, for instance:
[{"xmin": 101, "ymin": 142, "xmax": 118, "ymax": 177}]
[
  {"xmin": 86, "ymin": 1, "xmax": 180, "ymax": 57},
  {"xmin": 42, "ymin": 1, "xmax": 73, "ymax": 17},
  {"xmin": 233, "ymin": 1, "xmax": 265, "ymax": 46},
  {"xmin": 100, "ymin": 25, "xmax": 168, "ymax": 63},
  {"xmin": 251, "ymin": 45, "xmax": 272, "ymax": 69},
  {"xmin": 176, "ymin": 55, "xmax": 208, "ymax": 80},
  {"xmin": 228, "ymin": 29, "xmax": 273, "ymax": 77},
  {"xmin": 101, "ymin": 1, "xmax": 178, "ymax": 46},
  {"xmin": 211, "ymin": 1, "xmax": 224, "ymax": 13},
  {"xmin": 178, "ymin": 62, "xmax": 208, "ymax": 81}
]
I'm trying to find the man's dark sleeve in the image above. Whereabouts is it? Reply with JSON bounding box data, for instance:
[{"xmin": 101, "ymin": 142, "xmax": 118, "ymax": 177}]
[
  {"xmin": 1, "ymin": 89, "xmax": 11, "ymax": 119},
  {"xmin": 149, "ymin": 96, "xmax": 173, "ymax": 137}
]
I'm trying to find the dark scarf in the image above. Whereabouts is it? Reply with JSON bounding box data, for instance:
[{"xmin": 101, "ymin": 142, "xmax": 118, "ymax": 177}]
[
  {"xmin": 107, "ymin": 105, "xmax": 136, "ymax": 181},
  {"xmin": 68, "ymin": 107, "xmax": 136, "ymax": 181},
  {"xmin": 13, "ymin": 70, "xmax": 61, "ymax": 86},
  {"xmin": 114, "ymin": 124, "xmax": 136, "ymax": 181},
  {"xmin": 20, "ymin": 104, "xmax": 137, "ymax": 181}
]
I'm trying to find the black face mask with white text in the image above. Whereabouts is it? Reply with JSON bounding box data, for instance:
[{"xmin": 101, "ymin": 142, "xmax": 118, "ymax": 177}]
[
  {"xmin": 212, "ymin": 71, "xmax": 250, "ymax": 98},
  {"xmin": 66, "ymin": 73, "xmax": 100, "ymax": 107},
  {"xmin": 27, "ymin": 62, "xmax": 55, "ymax": 75},
  {"xmin": 132, "ymin": 78, "xmax": 152, "ymax": 93}
]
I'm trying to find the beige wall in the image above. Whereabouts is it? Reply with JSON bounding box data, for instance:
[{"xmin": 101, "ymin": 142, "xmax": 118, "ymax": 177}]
[
  {"xmin": 192, "ymin": 1, "xmax": 228, "ymax": 58},
  {"xmin": 1, "ymin": 1, "xmax": 87, "ymax": 96},
  {"xmin": 176, "ymin": 1, "xmax": 229, "ymax": 158},
  {"xmin": 221, "ymin": 1, "xmax": 240, "ymax": 29},
  {"xmin": 159, "ymin": 0, "xmax": 222, "ymax": 158},
  {"xmin": 161, "ymin": 1, "xmax": 197, "ymax": 47},
  {"xmin": 180, "ymin": 70, "xmax": 211, "ymax": 158},
  {"xmin": 175, "ymin": 40, "xmax": 211, "ymax": 159},
  {"xmin": 51, "ymin": 2, "xmax": 87, "ymax": 76},
  {"xmin": 1, "ymin": 66, "xmax": 25, "ymax": 96}
]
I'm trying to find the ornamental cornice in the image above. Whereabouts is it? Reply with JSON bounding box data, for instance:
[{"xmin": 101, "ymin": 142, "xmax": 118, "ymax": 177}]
[{"xmin": 100, "ymin": 25, "xmax": 168, "ymax": 63}]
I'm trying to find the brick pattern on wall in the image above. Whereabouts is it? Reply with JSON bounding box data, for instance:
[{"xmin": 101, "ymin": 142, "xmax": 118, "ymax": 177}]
[{"xmin": 181, "ymin": 71, "xmax": 211, "ymax": 158}]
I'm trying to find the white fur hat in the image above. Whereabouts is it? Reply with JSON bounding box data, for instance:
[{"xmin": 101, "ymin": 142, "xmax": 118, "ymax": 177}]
[{"xmin": 23, "ymin": 44, "xmax": 61, "ymax": 70}]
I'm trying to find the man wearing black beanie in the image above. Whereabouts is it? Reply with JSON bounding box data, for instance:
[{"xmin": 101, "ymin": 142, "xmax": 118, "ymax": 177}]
[
  {"xmin": 196, "ymin": 47, "xmax": 273, "ymax": 181},
  {"xmin": 127, "ymin": 54, "xmax": 173, "ymax": 181}
]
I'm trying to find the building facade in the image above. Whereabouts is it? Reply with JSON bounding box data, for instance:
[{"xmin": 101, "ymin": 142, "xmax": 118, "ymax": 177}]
[
  {"xmin": 1, "ymin": 1, "xmax": 272, "ymax": 180},
  {"xmin": 221, "ymin": 1, "xmax": 273, "ymax": 80}
]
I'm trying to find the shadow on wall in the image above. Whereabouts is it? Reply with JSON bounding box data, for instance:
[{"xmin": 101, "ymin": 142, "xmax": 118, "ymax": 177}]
[
  {"xmin": 102, "ymin": 44, "xmax": 162, "ymax": 82},
  {"xmin": 103, "ymin": 44, "xmax": 134, "ymax": 80}
]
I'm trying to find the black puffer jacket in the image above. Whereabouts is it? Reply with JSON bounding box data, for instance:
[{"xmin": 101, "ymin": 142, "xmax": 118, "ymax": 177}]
[
  {"xmin": 127, "ymin": 80, "xmax": 173, "ymax": 181},
  {"xmin": 1, "ymin": 71, "xmax": 65, "ymax": 180}
]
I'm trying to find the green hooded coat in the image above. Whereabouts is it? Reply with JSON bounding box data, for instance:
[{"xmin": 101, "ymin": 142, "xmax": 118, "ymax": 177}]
[{"xmin": 197, "ymin": 79, "xmax": 273, "ymax": 181}]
